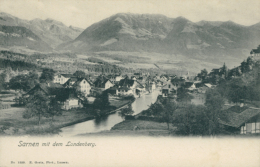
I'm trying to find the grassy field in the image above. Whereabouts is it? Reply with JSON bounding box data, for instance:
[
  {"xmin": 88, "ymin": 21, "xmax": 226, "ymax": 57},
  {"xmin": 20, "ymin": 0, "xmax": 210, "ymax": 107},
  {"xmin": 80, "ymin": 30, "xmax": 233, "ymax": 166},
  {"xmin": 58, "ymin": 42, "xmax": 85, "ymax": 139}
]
[
  {"xmin": 0, "ymin": 98, "xmax": 133, "ymax": 136},
  {"xmin": 0, "ymin": 107, "xmax": 94, "ymax": 136}
]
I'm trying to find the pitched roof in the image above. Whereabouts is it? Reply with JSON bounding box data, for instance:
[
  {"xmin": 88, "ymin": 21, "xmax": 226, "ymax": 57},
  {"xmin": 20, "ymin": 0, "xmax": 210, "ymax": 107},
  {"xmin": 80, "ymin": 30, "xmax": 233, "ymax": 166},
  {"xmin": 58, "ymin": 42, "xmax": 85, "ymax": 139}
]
[
  {"xmin": 204, "ymin": 83, "xmax": 212, "ymax": 88},
  {"xmin": 74, "ymin": 78, "xmax": 92, "ymax": 86},
  {"xmin": 61, "ymin": 74, "xmax": 74, "ymax": 78},
  {"xmin": 251, "ymin": 47, "xmax": 260, "ymax": 54},
  {"xmin": 118, "ymin": 78, "xmax": 135, "ymax": 87},
  {"xmin": 64, "ymin": 77, "xmax": 91, "ymax": 88},
  {"xmin": 94, "ymin": 76, "xmax": 112, "ymax": 88},
  {"xmin": 219, "ymin": 107, "xmax": 260, "ymax": 128}
]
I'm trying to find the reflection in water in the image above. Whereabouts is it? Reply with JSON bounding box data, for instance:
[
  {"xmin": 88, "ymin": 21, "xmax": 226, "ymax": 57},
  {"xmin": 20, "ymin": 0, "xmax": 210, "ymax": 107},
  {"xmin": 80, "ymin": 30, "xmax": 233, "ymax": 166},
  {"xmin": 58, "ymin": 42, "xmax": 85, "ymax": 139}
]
[
  {"xmin": 60, "ymin": 89, "xmax": 160, "ymax": 137},
  {"xmin": 94, "ymin": 114, "xmax": 109, "ymax": 127}
]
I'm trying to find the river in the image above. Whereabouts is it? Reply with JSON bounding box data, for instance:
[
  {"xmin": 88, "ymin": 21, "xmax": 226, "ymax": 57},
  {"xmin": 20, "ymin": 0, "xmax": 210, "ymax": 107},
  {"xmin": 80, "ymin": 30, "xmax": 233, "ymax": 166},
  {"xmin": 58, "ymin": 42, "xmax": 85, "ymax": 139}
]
[{"xmin": 59, "ymin": 89, "xmax": 160, "ymax": 137}]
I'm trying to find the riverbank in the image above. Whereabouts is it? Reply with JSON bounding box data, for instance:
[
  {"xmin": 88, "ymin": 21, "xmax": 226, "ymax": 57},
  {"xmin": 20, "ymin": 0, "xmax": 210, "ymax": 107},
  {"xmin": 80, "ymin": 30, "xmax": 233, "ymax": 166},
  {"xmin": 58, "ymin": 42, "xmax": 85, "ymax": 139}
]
[
  {"xmin": 78, "ymin": 120, "xmax": 176, "ymax": 137},
  {"xmin": 0, "ymin": 99, "xmax": 134, "ymax": 136},
  {"xmin": 60, "ymin": 90, "xmax": 160, "ymax": 136}
]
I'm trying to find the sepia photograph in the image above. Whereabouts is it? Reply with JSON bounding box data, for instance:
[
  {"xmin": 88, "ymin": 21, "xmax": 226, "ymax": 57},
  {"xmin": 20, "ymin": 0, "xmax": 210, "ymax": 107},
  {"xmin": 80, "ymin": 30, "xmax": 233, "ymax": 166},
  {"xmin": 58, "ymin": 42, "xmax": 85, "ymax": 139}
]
[{"xmin": 0, "ymin": 0, "xmax": 260, "ymax": 166}]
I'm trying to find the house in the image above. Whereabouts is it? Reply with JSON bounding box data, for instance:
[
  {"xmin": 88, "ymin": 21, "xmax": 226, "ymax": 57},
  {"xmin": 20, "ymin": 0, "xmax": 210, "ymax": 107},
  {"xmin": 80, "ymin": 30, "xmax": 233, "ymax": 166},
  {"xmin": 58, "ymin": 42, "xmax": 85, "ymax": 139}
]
[
  {"xmin": 114, "ymin": 77, "xmax": 145, "ymax": 96},
  {"xmin": 183, "ymin": 81, "xmax": 196, "ymax": 91},
  {"xmin": 93, "ymin": 76, "xmax": 114, "ymax": 90},
  {"xmin": 204, "ymin": 83, "xmax": 212, "ymax": 88},
  {"xmin": 171, "ymin": 77, "xmax": 185, "ymax": 87},
  {"xmin": 131, "ymin": 76, "xmax": 137, "ymax": 80},
  {"xmin": 160, "ymin": 75, "xmax": 168, "ymax": 82},
  {"xmin": 162, "ymin": 80, "xmax": 177, "ymax": 97},
  {"xmin": 134, "ymin": 72, "xmax": 143, "ymax": 77},
  {"xmin": 107, "ymin": 75, "xmax": 123, "ymax": 84},
  {"xmin": 25, "ymin": 83, "xmax": 82, "ymax": 110},
  {"xmin": 136, "ymin": 76, "xmax": 146, "ymax": 84},
  {"xmin": 146, "ymin": 81, "xmax": 156, "ymax": 92},
  {"xmin": 64, "ymin": 78, "xmax": 92, "ymax": 96},
  {"xmin": 62, "ymin": 96, "xmax": 82, "ymax": 110},
  {"xmin": 53, "ymin": 74, "xmax": 73, "ymax": 85},
  {"xmin": 219, "ymin": 106, "xmax": 260, "ymax": 135},
  {"xmin": 250, "ymin": 45, "xmax": 260, "ymax": 57}
]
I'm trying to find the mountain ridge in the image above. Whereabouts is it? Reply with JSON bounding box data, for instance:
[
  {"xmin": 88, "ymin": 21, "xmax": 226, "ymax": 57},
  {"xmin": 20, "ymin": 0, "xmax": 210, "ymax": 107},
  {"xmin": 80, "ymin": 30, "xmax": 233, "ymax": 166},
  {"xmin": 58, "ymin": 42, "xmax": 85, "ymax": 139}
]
[
  {"xmin": 57, "ymin": 13, "xmax": 260, "ymax": 60},
  {"xmin": 0, "ymin": 12, "xmax": 83, "ymax": 48}
]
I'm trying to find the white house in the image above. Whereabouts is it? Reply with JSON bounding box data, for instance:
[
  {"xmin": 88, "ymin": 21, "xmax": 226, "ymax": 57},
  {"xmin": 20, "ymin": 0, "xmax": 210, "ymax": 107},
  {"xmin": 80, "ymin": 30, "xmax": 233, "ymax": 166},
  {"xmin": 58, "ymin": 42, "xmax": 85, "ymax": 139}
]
[
  {"xmin": 62, "ymin": 97, "xmax": 82, "ymax": 110},
  {"xmin": 162, "ymin": 80, "xmax": 177, "ymax": 97},
  {"xmin": 53, "ymin": 74, "xmax": 73, "ymax": 85},
  {"xmin": 94, "ymin": 76, "xmax": 114, "ymax": 90},
  {"xmin": 107, "ymin": 75, "xmax": 123, "ymax": 84},
  {"xmin": 64, "ymin": 78, "xmax": 92, "ymax": 96},
  {"xmin": 219, "ymin": 107, "xmax": 260, "ymax": 135},
  {"xmin": 116, "ymin": 78, "xmax": 145, "ymax": 96}
]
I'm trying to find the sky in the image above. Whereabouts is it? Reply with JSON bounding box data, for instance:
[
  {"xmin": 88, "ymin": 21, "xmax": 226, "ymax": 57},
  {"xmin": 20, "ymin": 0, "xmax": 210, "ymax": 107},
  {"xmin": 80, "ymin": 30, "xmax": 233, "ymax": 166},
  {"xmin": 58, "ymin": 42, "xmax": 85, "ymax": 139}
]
[{"xmin": 0, "ymin": 0, "xmax": 259, "ymax": 29}]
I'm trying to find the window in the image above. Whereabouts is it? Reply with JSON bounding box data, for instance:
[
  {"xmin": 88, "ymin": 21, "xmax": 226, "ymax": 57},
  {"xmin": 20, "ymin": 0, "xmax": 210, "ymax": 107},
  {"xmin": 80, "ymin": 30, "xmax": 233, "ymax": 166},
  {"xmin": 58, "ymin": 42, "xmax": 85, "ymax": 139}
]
[
  {"xmin": 241, "ymin": 125, "xmax": 246, "ymax": 134},
  {"xmin": 246, "ymin": 123, "xmax": 252, "ymax": 134},
  {"xmin": 256, "ymin": 123, "xmax": 260, "ymax": 133},
  {"xmin": 252, "ymin": 122, "xmax": 256, "ymax": 133},
  {"xmin": 168, "ymin": 85, "xmax": 171, "ymax": 88}
]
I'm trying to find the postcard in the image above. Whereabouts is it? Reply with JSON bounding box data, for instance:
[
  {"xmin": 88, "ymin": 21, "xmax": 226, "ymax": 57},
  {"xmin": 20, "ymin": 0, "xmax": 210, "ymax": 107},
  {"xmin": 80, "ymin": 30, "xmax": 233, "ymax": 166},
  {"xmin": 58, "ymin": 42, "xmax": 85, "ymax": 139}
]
[{"xmin": 0, "ymin": 0, "xmax": 260, "ymax": 166}]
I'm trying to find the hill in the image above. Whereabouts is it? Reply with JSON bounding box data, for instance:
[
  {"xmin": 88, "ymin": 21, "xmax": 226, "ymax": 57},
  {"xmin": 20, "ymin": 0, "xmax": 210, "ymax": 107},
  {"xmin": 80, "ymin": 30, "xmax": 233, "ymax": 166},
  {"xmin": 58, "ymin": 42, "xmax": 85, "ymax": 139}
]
[{"xmin": 0, "ymin": 25, "xmax": 51, "ymax": 51}]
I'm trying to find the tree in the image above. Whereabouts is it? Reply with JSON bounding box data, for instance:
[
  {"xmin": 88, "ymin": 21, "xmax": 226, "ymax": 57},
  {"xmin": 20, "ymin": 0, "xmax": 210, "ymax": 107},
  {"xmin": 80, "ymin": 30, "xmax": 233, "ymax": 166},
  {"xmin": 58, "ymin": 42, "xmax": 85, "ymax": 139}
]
[
  {"xmin": 0, "ymin": 73, "xmax": 7, "ymax": 90},
  {"xmin": 118, "ymin": 104, "xmax": 134, "ymax": 119},
  {"xmin": 23, "ymin": 91, "xmax": 50, "ymax": 126},
  {"xmin": 92, "ymin": 92, "xmax": 110, "ymax": 117},
  {"xmin": 9, "ymin": 75, "xmax": 30, "ymax": 92},
  {"xmin": 73, "ymin": 70, "xmax": 86, "ymax": 78},
  {"xmin": 149, "ymin": 98, "xmax": 179, "ymax": 130},
  {"xmin": 40, "ymin": 68, "xmax": 55, "ymax": 83},
  {"xmin": 177, "ymin": 87, "xmax": 194, "ymax": 104},
  {"xmin": 9, "ymin": 72, "xmax": 38, "ymax": 92},
  {"xmin": 220, "ymin": 63, "xmax": 228, "ymax": 79},
  {"xmin": 48, "ymin": 97, "xmax": 62, "ymax": 122},
  {"xmin": 204, "ymin": 89, "xmax": 225, "ymax": 135},
  {"xmin": 200, "ymin": 69, "xmax": 208, "ymax": 81},
  {"xmin": 174, "ymin": 105, "xmax": 208, "ymax": 135},
  {"xmin": 76, "ymin": 91, "xmax": 89, "ymax": 107}
]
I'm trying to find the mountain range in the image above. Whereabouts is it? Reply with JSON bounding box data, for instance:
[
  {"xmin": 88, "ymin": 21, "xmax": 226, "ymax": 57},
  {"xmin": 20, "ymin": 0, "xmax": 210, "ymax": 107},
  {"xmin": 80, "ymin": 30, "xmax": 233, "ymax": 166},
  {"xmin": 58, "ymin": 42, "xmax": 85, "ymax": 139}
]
[
  {"xmin": 0, "ymin": 12, "xmax": 260, "ymax": 71},
  {"xmin": 58, "ymin": 13, "xmax": 260, "ymax": 57},
  {"xmin": 0, "ymin": 12, "xmax": 83, "ymax": 50}
]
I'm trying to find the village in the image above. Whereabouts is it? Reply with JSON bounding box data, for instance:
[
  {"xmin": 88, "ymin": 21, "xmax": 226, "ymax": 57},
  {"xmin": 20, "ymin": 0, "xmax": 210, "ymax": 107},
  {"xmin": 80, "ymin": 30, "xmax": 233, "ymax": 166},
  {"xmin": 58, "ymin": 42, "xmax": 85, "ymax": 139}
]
[{"xmin": 0, "ymin": 45, "xmax": 260, "ymax": 136}]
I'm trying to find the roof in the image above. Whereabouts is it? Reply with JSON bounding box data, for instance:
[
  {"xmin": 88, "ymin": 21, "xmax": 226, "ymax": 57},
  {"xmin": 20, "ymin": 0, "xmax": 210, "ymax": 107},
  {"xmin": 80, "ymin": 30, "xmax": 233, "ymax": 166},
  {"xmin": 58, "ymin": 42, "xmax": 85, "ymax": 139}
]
[
  {"xmin": 64, "ymin": 77, "xmax": 91, "ymax": 88},
  {"xmin": 74, "ymin": 78, "xmax": 92, "ymax": 86},
  {"xmin": 219, "ymin": 107, "xmax": 260, "ymax": 128},
  {"xmin": 204, "ymin": 83, "xmax": 212, "ymax": 88},
  {"xmin": 26, "ymin": 83, "xmax": 63, "ymax": 95},
  {"xmin": 26, "ymin": 83, "xmax": 74, "ymax": 102},
  {"xmin": 118, "ymin": 78, "xmax": 135, "ymax": 87},
  {"xmin": 107, "ymin": 74, "xmax": 122, "ymax": 79},
  {"xmin": 251, "ymin": 47, "xmax": 260, "ymax": 54},
  {"xmin": 94, "ymin": 76, "xmax": 112, "ymax": 88},
  {"xmin": 60, "ymin": 74, "xmax": 74, "ymax": 78},
  {"xmin": 183, "ymin": 82, "xmax": 194, "ymax": 88}
]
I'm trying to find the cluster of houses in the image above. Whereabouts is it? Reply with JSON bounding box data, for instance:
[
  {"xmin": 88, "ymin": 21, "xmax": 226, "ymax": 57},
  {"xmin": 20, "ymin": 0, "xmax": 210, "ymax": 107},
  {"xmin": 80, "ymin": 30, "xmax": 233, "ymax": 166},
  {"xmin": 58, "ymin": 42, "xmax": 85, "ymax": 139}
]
[
  {"xmin": 23, "ymin": 69, "xmax": 260, "ymax": 135},
  {"xmin": 25, "ymin": 73, "xmax": 163, "ymax": 110},
  {"xmin": 160, "ymin": 75, "xmax": 215, "ymax": 98}
]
